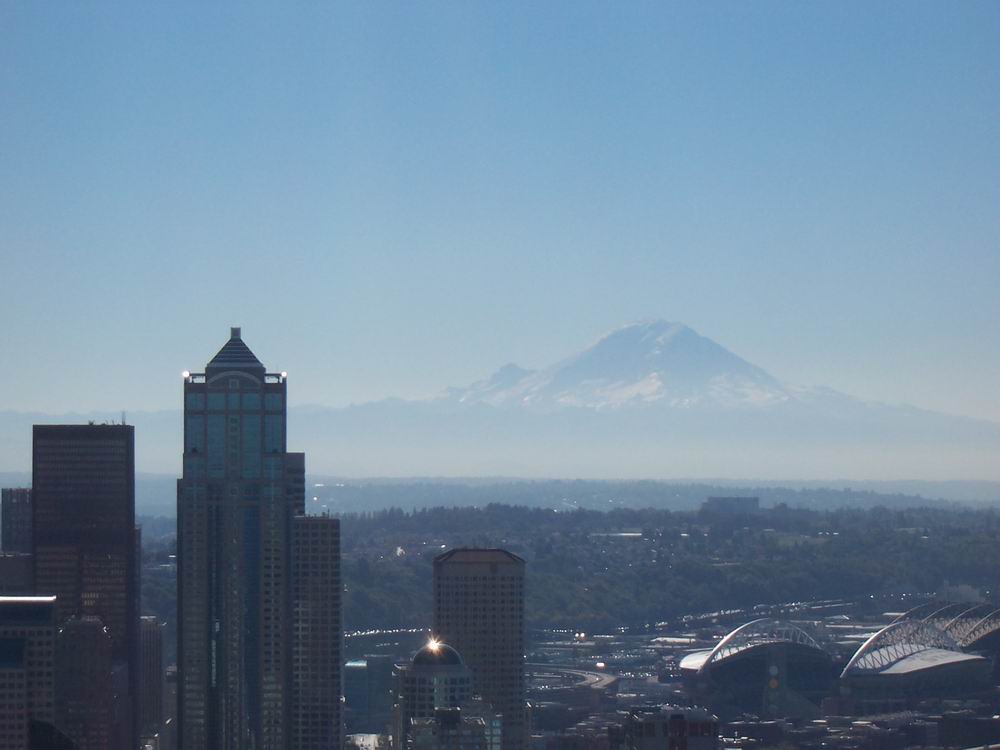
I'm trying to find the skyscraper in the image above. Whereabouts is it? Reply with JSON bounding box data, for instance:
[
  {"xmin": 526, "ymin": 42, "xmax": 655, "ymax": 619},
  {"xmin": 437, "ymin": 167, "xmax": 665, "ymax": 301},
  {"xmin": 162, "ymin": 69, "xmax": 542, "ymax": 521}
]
[
  {"xmin": 1, "ymin": 488, "xmax": 32, "ymax": 554},
  {"xmin": 392, "ymin": 642, "xmax": 473, "ymax": 750},
  {"xmin": 433, "ymin": 549, "xmax": 527, "ymax": 750},
  {"xmin": 139, "ymin": 616, "xmax": 165, "ymax": 738},
  {"xmin": 291, "ymin": 515, "xmax": 342, "ymax": 750},
  {"xmin": 32, "ymin": 424, "xmax": 138, "ymax": 750},
  {"xmin": 0, "ymin": 596, "xmax": 57, "ymax": 749},
  {"xmin": 56, "ymin": 615, "xmax": 114, "ymax": 750},
  {"xmin": 178, "ymin": 328, "xmax": 306, "ymax": 750}
]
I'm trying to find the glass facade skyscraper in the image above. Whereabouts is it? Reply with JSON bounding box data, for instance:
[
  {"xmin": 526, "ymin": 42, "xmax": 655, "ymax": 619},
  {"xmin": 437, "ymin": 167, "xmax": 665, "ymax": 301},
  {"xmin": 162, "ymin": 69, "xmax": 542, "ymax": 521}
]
[{"xmin": 178, "ymin": 328, "xmax": 305, "ymax": 750}]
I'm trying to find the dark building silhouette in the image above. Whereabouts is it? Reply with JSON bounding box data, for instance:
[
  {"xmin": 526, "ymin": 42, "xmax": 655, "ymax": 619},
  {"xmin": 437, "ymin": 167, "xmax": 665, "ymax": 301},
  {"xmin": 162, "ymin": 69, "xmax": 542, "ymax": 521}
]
[
  {"xmin": 55, "ymin": 616, "xmax": 114, "ymax": 750},
  {"xmin": 31, "ymin": 425, "xmax": 137, "ymax": 750},
  {"xmin": 433, "ymin": 549, "xmax": 527, "ymax": 750},
  {"xmin": 291, "ymin": 515, "xmax": 342, "ymax": 750},
  {"xmin": 0, "ymin": 554, "xmax": 34, "ymax": 595},
  {"xmin": 139, "ymin": 617, "xmax": 164, "ymax": 738},
  {"xmin": 178, "ymin": 328, "xmax": 310, "ymax": 750},
  {"xmin": 0, "ymin": 596, "xmax": 58, "ymax": 750},
  {"xmin": 2, "ymin": 488, "xmax": 32, "ymax": 553}
]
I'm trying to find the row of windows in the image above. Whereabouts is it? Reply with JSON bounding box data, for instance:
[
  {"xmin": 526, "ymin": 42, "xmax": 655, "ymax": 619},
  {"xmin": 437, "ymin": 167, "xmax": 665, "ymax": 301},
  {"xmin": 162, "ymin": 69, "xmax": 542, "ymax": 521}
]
[{"xmin": 186, "ymin": 392, "xmax": 285, "ymax": 412}]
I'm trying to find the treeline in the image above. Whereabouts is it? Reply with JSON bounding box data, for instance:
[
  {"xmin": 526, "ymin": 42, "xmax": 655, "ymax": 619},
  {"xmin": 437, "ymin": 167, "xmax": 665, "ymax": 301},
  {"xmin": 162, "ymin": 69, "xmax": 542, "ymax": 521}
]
[{"xmin": 339, "ymin": 503, "xmax": 1000, "ymax": 632}]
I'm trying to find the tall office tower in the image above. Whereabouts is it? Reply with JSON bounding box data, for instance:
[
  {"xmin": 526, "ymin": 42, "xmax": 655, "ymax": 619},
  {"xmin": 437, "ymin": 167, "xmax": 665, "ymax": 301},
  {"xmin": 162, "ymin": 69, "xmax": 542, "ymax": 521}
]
[
  {"xmin": 0, "ymin": 596, "xmax": 57, "ymax": 749},
  {"xmin": 139, "ymin": 617, "xmax": 165, "ymax": 738},
  {"xmin": 56, "ymin": 616, "xmax": 114, "ymax": 750},
  {"xmin": 0, "ymin": 637, "xmax": 29, "ymax": 750},
  {"xmin": 1, "ymin": 489, "xmax": 32, "ymax": 553},
  {"xmin": 32, "ymin": 424, "xmax": 138, "ymax": 750},
  {"xmin": 291, "ymin": 515, "xmax": 342, "ymax": 750},
  {"xmin": 433, "ymin": 550, "xmax": 527, "ymax": 750},
  {"xmin": 178, "ymin": 328, "xmax": 306, "ymax": 750}
]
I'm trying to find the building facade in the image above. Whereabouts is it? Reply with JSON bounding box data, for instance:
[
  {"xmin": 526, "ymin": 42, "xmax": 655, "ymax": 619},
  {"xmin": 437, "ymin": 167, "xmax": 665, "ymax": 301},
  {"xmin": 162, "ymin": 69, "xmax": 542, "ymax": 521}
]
[
  {"xmin": 1, "ymin": 489, "xmax": 32, "ymax": 554},
  {"xmin": 393, "ymin": 642, "xmax": 473, "ymax": 750},
  {"xmin": 140, "ymin": 616, "xmax": 165, "ymax": 738},
  {"xmin": 0, "ymin": 596, "xmax": 57, "ymax": 750},
  {"xmin": 433, "ymin": 549, "xmax": 527, "ymax": 750},
  {"xmin": 177, "ymin": 328, "xmax": 307, "ymax": 750},
  {"xmin": 32, "ymin": 424, "xmax": 138, "ymax": 750},
  {"xmin": 56, "ymin": 615, "xmax": 115, "ymax": 750},
  {"xmin": 291, "ymin": 515, "xmax": 342, "ymax": 750}
]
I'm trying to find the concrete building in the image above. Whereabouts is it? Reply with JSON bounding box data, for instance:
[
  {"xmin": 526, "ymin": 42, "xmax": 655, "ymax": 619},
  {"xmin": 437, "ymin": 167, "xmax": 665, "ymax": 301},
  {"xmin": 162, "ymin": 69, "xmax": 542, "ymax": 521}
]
[
  {"xmin": 1, "ymin": 489, "xmax": 32, "ymax": 554},
  {"xmin": 292, "ymin": 515, "xmax": 342, "ymax": 750},
  {"xmin": 32, "ymin": 424, "xmax": 138, "ymax": 750},
  {"xmin": 433, "ymin": 549, "xmax": 526, "ymax": 750},
  {"xmin": 139, "ymin": 617, "xmax": 165, "ymax": 738}
]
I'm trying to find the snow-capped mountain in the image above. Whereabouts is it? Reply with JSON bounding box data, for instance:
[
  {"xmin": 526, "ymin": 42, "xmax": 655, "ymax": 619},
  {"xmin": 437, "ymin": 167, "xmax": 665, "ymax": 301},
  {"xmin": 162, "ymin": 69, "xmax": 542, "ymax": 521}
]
[
  {"xmin": 443, "ymin": 320, "xmax": 796, "ymax": 410},
  {"xmin": 4, "ymin": 320, "xmax": 999, "ymax": 479}
]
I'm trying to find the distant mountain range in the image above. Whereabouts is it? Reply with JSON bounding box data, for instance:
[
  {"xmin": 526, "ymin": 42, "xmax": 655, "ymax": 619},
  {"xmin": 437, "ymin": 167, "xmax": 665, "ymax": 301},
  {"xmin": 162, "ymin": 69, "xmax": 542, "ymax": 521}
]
[{"xmin": 2, "ymin": 320, "xmax": 999, "ymax": 483}]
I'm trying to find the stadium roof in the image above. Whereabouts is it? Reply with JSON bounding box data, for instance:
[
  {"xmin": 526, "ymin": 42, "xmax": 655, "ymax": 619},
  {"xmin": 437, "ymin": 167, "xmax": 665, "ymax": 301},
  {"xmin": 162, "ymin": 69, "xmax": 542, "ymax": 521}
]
[
  {"xmin": 841, "ymin": 620, "xmax": 981, "ymax": 677},
  {"xmin": 679, "ymin": 619, "xmax": 826, "ymax": 674}
]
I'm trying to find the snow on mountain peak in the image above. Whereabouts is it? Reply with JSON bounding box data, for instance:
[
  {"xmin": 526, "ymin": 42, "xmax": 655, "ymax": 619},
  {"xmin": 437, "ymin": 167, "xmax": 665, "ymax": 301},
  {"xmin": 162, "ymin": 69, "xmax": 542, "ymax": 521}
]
[{"xmin": 445, "ymin": 320, "xmax": 791, "ymax": 410}]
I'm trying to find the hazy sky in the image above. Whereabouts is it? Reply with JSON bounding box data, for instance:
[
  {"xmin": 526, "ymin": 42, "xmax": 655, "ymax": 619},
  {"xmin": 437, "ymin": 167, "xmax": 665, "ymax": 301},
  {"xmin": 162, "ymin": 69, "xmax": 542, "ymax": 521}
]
[{"xmin": 2, "ymin": 2, "xmax": 999, "ymax": 421}]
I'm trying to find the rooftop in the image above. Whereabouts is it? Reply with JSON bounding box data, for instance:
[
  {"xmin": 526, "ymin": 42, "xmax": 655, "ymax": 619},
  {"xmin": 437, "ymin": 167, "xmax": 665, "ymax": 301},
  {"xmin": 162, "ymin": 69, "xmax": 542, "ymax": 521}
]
[
  {"xmin": 412, "ymin": 640, "xmax": 465, "ymax": 667},
  {"xmin": 206, "ymin": 327, "xmax": 265, "ymax": 373},
  {"xmin": 434, "ymin": 548, "xmax": 524, "ymax": 565}
]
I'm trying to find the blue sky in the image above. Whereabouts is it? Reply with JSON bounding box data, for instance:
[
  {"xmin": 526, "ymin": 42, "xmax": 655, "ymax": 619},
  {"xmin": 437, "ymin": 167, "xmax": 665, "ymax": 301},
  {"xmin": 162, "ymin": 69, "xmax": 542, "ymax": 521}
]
[{"xmin": 2, "ymin": 2, "xmax": 998, "ymax": 420}]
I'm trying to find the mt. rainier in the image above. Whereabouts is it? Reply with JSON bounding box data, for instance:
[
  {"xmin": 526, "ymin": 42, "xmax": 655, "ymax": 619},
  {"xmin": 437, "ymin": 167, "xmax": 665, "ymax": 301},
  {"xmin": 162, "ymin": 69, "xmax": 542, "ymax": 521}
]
[{"xmin": 444, "ymin": 320, "xmax": 804, "ymax": 410}]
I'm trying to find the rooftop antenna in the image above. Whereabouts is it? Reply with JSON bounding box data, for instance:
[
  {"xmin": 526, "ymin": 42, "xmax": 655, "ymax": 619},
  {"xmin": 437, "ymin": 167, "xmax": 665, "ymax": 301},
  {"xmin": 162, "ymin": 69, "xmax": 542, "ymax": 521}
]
[{"xmin": 121, "ymin": 410, "xmax": 126, "ymax": 426}]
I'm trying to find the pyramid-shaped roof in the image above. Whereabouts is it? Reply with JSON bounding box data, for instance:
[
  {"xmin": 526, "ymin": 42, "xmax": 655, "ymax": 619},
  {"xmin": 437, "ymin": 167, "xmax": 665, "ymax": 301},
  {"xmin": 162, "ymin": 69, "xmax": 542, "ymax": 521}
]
[{"xmin": 206, "ymin": 327, "xmax": 265, "ymax": 373}]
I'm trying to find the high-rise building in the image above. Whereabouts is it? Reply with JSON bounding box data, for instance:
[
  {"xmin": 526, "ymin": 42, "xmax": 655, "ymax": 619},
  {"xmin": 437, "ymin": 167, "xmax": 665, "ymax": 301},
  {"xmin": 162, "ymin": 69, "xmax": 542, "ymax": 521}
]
[
  {"xmin": 139, "ymin": 617, "xmax": 165, "ymax": 738},
  {"xmin": 0, "ymin": 596, "xmax": 57, "ymax": 750},
  {"xmin": 1, "ymin": 489, "xmax": 32, "ymax": 554},
  {"xmin": 0, "ymin": 636, "xmax": 29, "ymax": 750},
  {"xmin": 32, "ymin": 424, "xmax": 138, "ymax": 750},
  {"xmin": 433, "ymin": 549, "xmax": 527, "ymax": 750},
  {"xmin": 56, "ymin": 616, "xmax": 114, "ymax": 750},
  {"xmin": 392, "ymin": 642, "xmax": 473, "ymax": 750},
  {"xmin": 177, "ymin": 328, "xmax": 307, "ymax": 750},
  {"xmin": 0, "ymin": 554, "xmax": 33, "ymax": 596},
  {"xmin": 410, "ymin": 709, "xmax": 487, "ymax": 750},
  {"xmin": 291, "ymin": 515, "xmax": 342, "ymax": 750}
]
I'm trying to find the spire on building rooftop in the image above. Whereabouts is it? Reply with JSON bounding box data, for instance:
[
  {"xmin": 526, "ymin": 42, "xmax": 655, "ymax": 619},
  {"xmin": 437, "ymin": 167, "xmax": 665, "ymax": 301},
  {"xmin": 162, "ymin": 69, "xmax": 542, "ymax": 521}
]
[{"xmin": 206, "ymin": 327, "xmax": 265, "ymax": 373}]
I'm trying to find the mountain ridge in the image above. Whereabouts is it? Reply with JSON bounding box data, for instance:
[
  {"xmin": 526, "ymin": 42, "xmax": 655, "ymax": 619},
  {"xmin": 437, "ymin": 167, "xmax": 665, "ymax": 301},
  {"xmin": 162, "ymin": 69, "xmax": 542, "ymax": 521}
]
[{"xmin": 2, "ymin": 320, "xmax": 999, "ymax": 479}]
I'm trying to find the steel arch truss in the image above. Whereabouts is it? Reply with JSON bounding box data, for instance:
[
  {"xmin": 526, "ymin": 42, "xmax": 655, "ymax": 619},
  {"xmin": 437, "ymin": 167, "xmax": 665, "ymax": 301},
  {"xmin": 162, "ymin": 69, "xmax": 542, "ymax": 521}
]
[
  {"xmin": 841, "ymin": 621, "xmax": 960, "ymax": 677},
  {"xmin": 891, "ymin": 601, "xmax": 949, "ymax": 624},
  {"xmin": 956, "ymin": 608, "xmax": 1000, "ymax": 649},
  {"xmin": 699, "ymin": 618, "xmax": 823, "ymax": 673}
]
